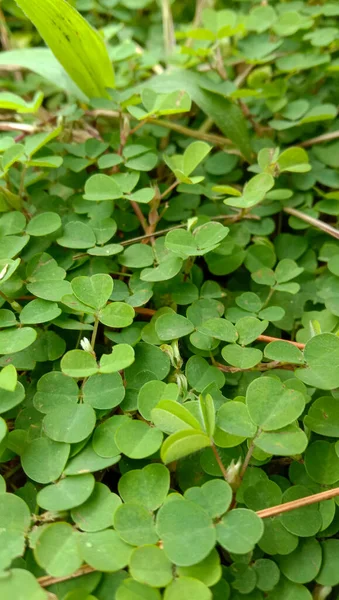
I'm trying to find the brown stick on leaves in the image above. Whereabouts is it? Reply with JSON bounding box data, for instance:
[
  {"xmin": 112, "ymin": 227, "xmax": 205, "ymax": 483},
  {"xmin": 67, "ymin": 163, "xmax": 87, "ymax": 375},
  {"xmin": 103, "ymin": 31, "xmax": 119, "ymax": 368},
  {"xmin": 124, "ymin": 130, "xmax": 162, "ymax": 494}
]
[
  {"xmin": 37, "ymin": 487, "xmax": 339, "ymax": 589},
  {"xmin": 257, "ymin": 487, "xmax": 339, "ymax": 519}
]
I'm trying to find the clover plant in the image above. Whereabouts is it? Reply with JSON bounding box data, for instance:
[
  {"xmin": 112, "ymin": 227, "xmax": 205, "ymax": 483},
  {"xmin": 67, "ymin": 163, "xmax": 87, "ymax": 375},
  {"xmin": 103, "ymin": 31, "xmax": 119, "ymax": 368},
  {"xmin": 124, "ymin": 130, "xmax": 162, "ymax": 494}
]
[{"xmin": 1, "ymin": 0, "xmax": 339, "ymax": 598}]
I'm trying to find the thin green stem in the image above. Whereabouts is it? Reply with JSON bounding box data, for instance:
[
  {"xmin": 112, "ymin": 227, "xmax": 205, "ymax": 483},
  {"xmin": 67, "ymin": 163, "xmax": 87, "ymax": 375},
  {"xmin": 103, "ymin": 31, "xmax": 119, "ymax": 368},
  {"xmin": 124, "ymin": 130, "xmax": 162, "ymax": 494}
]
[
  {"xmin": 184, "ymin": 256, "xmax": 196, "ymax": 281},
  {"xmin": 262, "ymin": 287, "xmax": 275, "ymax": 308},
  {"xmin": 0, "ymin": 290, "xmax": 22, "ymax": 313},
  {"xmin": 111, "ymin": 271, "xmax": 132, "ymax": 278},
  {"xmin": 239, "ymin": 434, "xmax": 260, "ymax": 481},
  {"xmin": 91, "ymin": 317, "xmax": 99, "ymax": 349},
  {"xmin": 119, "ymin": 213, "xmax": 254, "ymax": 247},
  {"xmin": 19, "ymin": 166, "xmax": 27, "ymax": 198},
  {"xmin": 199, "ymin": 116, "xmax": 214, "ymax": 134},
  {"xmin": 75, "ymin": 329, "xmax": 82, "ymax": 350},
  {"xmin": 161, "ymin": 0, "xmax": 175, "ymax": 58},
  {"xmin": 88, "ymin": 110, "xmax": 233, "ymax": 148},
  {"xmin": 121, "ymin": 224, "xmax": 184, "ymax": 246},
  {"xmin": 160, "ymin": 180, "xmax": 179, "ymax": 200},
  {"xmin": 211, "ymin": 442, "xmax": 229, "ymax": 481},
  {"xmin": 4, "ymin": 463, "xmax": 21, "ymax": 480}
]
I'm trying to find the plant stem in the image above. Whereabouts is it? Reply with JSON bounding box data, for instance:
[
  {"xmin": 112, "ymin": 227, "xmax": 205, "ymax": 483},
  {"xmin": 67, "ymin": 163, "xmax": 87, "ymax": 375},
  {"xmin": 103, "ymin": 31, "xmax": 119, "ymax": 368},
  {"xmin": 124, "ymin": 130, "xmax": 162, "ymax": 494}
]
[
  {"xmin": 257, "ymin": 335, "xmax": 305, "ymax": 349},
  {"xmin": 239, "ymin": 437, "xmax": 258, "ymax": 481},
  {"xmin": 283, "ymin": 207, "xmax": 339, "ymax": 241},
  {"xmin": 215, "ymin": 360, "xmax": 296, "ymax": 374},
  {"xmin": 0, "ymin": 290, "xmax": 22, "ymax": 313},
  {"xmin": 111, "ymin": 271, "xmax": 132, "ymax": 278},
  {"xmin": 133, "ymin": 309, "xmax": 306, "ymax": 349},
  {"xmin": 199, "ymin": 116, "xmax": 214, "ymax": 133},
  {"xmin": 234, "ymin": 64, "xmax": 254, "ymax": 88},
  {"xmin": 121, "ymin": 224, "xmax": 184, "ymax": 246},
  {"xmin": 4, "ymin": 463, "xmax": 21, "ymax": 480},
  {"xmin": 119, "ymin": 213, "xmax": 254, "ymax": 247},
  {"xmin": 256, "ymin": 487, "xmax": 339, "ymax": 519},
  {"xmin": 262, "ymin": 287, "xmax": 275, "ymax": 308},
  {"xmin": 129, "ymin": 121, "xmax": 146, "ymax": 135},
  {"xmin": 90, "ymin": 317, "xmax": 99, "ymax": 349},
  {"xmin": 0, "ymin": 122, "xmax": 36, "ymax": 134},
  {"xmin": 150, "ymin": 119, "xmax": 233, "ymax": 148},
  {"xmin": 131, "ymin": 201, "xmax": 148, "ymax": 233},
  {"xmin": 38, "ymin": 565, "xmax": 95, "ymax": 588},
  {"xmin": 300, "ymin": 129, "xmax": 339, "ymax": 148},
  {"xmin": 160, "ymin": 180, "xmax": 179, "ymax": 200},
  {"xmin": 19, "ymin": 166, "xmax": 27, "ymax": 198},
  {"xmin": 0, "ymin": 7, "xmax": 10, "ymax": 50},
  {"xmin": 211, "ymin": 442, "xmax": 229, "ymax": 481},
  {"xmin": 36, "ymin": 486, "xmax": 339, "ymax": 590},
  {"xmin": 161, "ymin": 0, "xmax": 175, "ymax": 58},
  {"xmin": 88, "ymin": 110, "xmax": 233, "ymax": 148},
  {"xmin": 134, "ymin": 307, "xmax": 157, "ymax": 317}
]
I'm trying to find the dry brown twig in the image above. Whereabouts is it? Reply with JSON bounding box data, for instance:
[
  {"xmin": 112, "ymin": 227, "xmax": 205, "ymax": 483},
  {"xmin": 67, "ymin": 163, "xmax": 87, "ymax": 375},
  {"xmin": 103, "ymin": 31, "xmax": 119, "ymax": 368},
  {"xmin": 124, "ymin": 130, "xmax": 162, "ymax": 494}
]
[{"xmin": 37, "ymin": 486, "xmax": 339, "ymax": 589}]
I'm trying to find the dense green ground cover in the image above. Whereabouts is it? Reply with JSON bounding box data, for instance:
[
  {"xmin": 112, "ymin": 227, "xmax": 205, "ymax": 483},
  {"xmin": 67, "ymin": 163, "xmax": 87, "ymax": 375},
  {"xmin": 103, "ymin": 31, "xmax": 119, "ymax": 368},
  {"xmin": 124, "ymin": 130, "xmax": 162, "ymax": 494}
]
[{"xmin": 1, "ymin": 0, "xmax": 339, "ymax": 598}]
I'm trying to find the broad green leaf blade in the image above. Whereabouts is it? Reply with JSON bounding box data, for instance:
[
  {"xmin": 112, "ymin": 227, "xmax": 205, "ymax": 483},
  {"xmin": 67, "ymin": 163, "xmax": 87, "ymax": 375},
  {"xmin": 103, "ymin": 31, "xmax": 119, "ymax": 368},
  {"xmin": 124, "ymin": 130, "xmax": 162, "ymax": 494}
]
[
  {"xmin": 71, "ymin": 482, "xmax": 121, "ymax": 532},
  {"xmin": 115, "ymin": 419, "xmax": 163, "ymax": 459},
  {"xmin": 156, "ymin": 497, "xmax": 216, "ymax": 566},
  {"xmin": 78, "ymin": 530, "xmax": 132, "ymax": 572},
  {"xmin": 37, "ymin": 474, "xmax": 95, "ymax": 511},
  {"xmin": 199, "ymin": 394, "xmax": 216, "ymax": 438},
  {"xmin": 114, "ymin": 502, "xmax": 159, "ymax": 546},
  {"xmin": 216, "ymin": 508, "xmax": 264, "ymax": 554},
  {"xmin": 217, "ymin": 400, "xmax": 257, "ymax": 437},
  {"xmin": 183, "ymin": 142, "xmax": 211, "ymax": 176},
  {"xmin": 151, "ymin": 399, "xmax": 203, "ymax": 434},
  {"xmin": 160, "ymin": 429, "xmax": 211, "ymax": 464},
  {"xmin": 34, "ymin": 522, "xmax": 82, "ymax": 577},
  {"xmin": 184, "ymin": 479, "xmax": 232, "ymax": 519},
  {"xmin": 0, "ymin": 364, "xmax": 17, "ymax": 392},
  {"xmin": 164, "ymin": 577, "xmax": 211, "ymax": 600},
  {"xmin": 0, "ymin": 569, "xmax": 48, "ymax": 600},
  {"xmin": 246, "ymin": 377, "xmax": 305, "ymax": 431},
  {"xmin": 0, "ymin": 49, "xmax": 86, "ymax": 100},
  {"xmin": 130, "ymin": 545, "xmax": 173, "ymax": 588},
  {"xmin": 0, "ymin": 494, "xmax": 31, "ymax": 570},
  {"xmin": 14, "ymin": 0, "xmax": 115, "ymax": 98},
  {"xmin": 118, "ymin": 464, "xmax": 170, "ymax": 511}
]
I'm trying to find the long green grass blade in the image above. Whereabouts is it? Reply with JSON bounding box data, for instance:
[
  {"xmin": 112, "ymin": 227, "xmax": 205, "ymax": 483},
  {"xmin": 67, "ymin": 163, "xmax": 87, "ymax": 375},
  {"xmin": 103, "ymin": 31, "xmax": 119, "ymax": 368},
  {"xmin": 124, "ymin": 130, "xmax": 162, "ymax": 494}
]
[{"xmin": 14, "ymin": 0, "xmax": 115, "ymax": 99}]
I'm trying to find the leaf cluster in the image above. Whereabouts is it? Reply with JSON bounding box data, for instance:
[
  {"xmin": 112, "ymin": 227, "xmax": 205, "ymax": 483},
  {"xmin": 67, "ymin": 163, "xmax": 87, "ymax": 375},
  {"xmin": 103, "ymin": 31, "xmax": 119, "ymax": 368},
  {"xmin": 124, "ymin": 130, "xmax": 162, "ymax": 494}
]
[{"xmin": 1, "ymin": 0, "xmax": 339, "ymax": 599}]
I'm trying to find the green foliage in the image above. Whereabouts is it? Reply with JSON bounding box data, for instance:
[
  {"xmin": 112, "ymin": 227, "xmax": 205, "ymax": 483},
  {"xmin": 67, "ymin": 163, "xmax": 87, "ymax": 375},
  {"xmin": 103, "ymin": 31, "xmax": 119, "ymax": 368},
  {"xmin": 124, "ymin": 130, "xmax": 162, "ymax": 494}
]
[
  {"xmin": 13, "ymin": 0, "xmax": 115, "ymax": 98},
  {"xmin": 1, "ymin": 0, "xmax": 339, "ymax": 598}
]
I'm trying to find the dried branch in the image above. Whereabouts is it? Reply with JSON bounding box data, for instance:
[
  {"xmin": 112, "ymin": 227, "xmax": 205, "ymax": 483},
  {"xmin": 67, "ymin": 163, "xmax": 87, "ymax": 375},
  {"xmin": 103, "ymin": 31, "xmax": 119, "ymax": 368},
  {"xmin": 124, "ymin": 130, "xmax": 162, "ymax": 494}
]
[
  {"xmin": 257, "ymin": 487, "xmax": 339, "ymax": 519},
  {"xmin": 299, "ymin": 130, "xmax": 339, "ymax": 148},
  {"xmin": 38, "ymin": 564, "xmax": 95, "ymax": 588},
  {"xmin": 216, "ymin": 360, "xmax": 296, "ymax": 374},
  {"xmin": 161, "ymin": 0, "xmax": 176, "ymax": 57},
  {"xmin": 0, "ymin": 122, "xmax": 36, "ymax": 134},
  {"xmin": 130, "ymin": 202, "xmax": 148, "ymax": 234},
  {"xmin": 37, "ymin": 487, "xmax": 339, "ymax": 589},
  {"xmin": 284, "ymin": 207, "xmax": 339, "ymax": 241},
  {"xmin": 88, "ymin": 109, "xmax": 233, "ymax": 148},
  {"xmin": 257, "ymin": 335, "xmax": 305, "ymax": 349}
]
